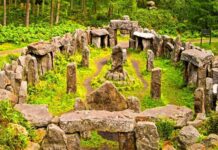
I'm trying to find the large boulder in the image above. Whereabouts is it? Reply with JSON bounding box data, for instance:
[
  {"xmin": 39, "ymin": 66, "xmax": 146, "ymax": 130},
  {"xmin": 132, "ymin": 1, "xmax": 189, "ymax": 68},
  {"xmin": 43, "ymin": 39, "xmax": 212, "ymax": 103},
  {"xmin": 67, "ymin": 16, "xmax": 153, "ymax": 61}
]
[
  {"xmin": 203, "ymin": 134, "xmax": 218, "ymax": 149},
  {"xmin": 15, "ymin": 104, "xmax": 53, "ymax": 127},
  {"xmin": 27, "ymin": 42, "xmax": 56, "ymax": 56},
  {"xmin": 59, "ymin": 110, "xmax": 136, "ymax": 133},
  {"xmin": 41, "ymin": 124, "xmax": 68, "ymax": 150},
  {"xmin": 86, "ymin": 81, "xmax": 128, "ymax": 111},
  {"xmin": 178, "ymin": 125, "xmax": 200, "ymax": 148},
  {"xmin": 0, "ymin": 71, "xmax": 11, "ymax": 89},
  {"xmin": 0, "ymin": 89, "xmax": 18, "ymax": 104},
  {"xmin": 139, "ymin": 105, "xmax": 193, "ymax": 127}
]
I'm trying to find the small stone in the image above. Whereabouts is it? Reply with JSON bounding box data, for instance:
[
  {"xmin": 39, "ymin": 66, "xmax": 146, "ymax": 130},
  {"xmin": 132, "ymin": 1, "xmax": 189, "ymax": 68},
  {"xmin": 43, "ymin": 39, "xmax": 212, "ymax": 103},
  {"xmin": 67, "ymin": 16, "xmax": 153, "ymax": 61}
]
[{"xmin": 127, "ymin": 96, "xmax": 140, "ymax": 112}]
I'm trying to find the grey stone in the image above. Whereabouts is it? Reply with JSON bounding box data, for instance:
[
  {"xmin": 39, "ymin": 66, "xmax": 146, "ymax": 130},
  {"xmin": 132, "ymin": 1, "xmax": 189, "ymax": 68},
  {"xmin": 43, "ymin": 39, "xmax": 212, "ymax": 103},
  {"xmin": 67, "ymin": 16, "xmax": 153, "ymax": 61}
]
[
  {"xmin": 67, "ymin": 63, "xmax": 77, "ymax": 93},
  {"xmin": 151, "ymin": 68, "xmax": 161, "ymax": 99},
  {"xmin": 0, "ymin": 71, "xmax": 11, "ymax": 89},
  {"xmin": 127, "ymin": 96, "xmax": 140, "ymax": 113},
  {"xmin": 27, "ymin": 42, "xmax": 56, "ymax": 56},
  {"xmin": 18, "ymin": 81, "xmax": 27, "ymax": 104},
  {"xmin": 15, "ymin": 104, "xmax": 53, "ymax": 127},
  {"xmin": 147, "ymin": 50, "xmax": 154, "ymax": 72},
  {"xmin": 0, "ymin": 89, "xmax": 18, "ymax": 105}
]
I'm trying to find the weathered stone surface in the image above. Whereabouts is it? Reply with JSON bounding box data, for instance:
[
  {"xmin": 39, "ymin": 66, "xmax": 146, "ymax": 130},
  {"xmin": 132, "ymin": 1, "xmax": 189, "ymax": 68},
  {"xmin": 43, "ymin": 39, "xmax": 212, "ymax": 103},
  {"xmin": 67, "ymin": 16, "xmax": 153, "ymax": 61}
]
[
  {"xmin": 27, "ymin": 56, "xmax": 38, "ymax": 85},
  {"xmin": 133, "ymin": 32, "xmax": 154, "ymax": 39},
  {"xmin": 73, "ymin": 29, "xmax": 88, "ymax": 50},
  {"xmin": 197, "ymin": 67, "xmax": 206, "ymax": 88},
  {"xmin": 110, "ymin": 20, "xmax": 138, "ymax": 30},
  {"xmin": 91, "ymin": 29, "xmax": 109, "ymax": 36},
  {"xmin": 203, "ymin": 134, "xmax": 218, "ymax": 149},
  {"xmin": 86, "ymin": 81, "xmax": 128, "ymax": 111},
  {"xmin": 122, "ymin": 49, "xmax": 127, "ymax": 63},
  {"xmin": 181, "ymin": 49, "xmax": 213, "ymax": 67},
  {"xmin": 66, "ymin": 133, "xmax": 80, "ymax": 150},
  {"xmin": 118, "ymin": 132, "xmax": 136, "ymax": 150},
  {"xmin": 25, "ymin": 142, "xmax": 40, "ymax": 150},
  {"xmin": 171, "ymin": 36, "xmax": 182, "ymax": 63},
  {"xmin": 0, "ymin": 71, "xmax": 10, "ymax": 89},
  {"xmin": 38, "ymin": 53, "xmax": 53, "ymax": 75},
  {"xmin": 81, "ymin": 46, "xmax": 90, "ymax": 67},
  {"xmin": 74, "ymin": 97, "xmax": 86, "ymax": 111},
  {"xmin": 178, "ymin": 125, "xmax": 200, "ymax": 148},
  {"xmin": 15, "ymin": 104, "xmax": 53, "ymax": 127},
  {"xmin": 41, "ymin": 124, "xmax": 68, "ymax": 150},
  {"xmin": 92, "ymin": 36, "xmax": 101, "ymax": 48},
  {"xmin": 0, "ymin": 89, "xmax": 18, "ymax": 104},
  {"xmin": 212, "ymin": 68, "xmax": 218, "ymax": 84},
  {"xmin": 15, "ymin": 65, "xmax": 24, "ymax": 80},
  {"xmin": 187, "ymin": 143, "xmax": 205, "ymax": 150},
  {"xmin": 147, "ymin": 50, "xmax": 154, "ymax": 72},
  {"xmin": 139, "ymin": 105, "xmax": 193, "ymax": 127},
  {"xmin": 27, "ymin": 42, "xmax": 56, "ymax": 56},
  {"xmin": 67, "ymin": 63, "xmax": 77, "ymax": 93},
  {"xmin": 162, "ymin": 141, "xmax": 176, "ymax": 150},
  {"xmin": 151, "ymin": 68, "xmax": 161, "ymax": 99},
  {"xmin": 194, "ymin": 87, "xmax": 205, "ymax": 113},
  {"xmin": 18, "ymin": 81, "xmax": 27, "ymax": 104},
  {"xmin": 127, "ymin": 96, "xmax": 140, "ymax": 113},
  {"xmin": 135, "ymin": 121, "xmax": 159, "ymax": 150},
  {"xmin": 59, "ymin": 110, "xmax": 136, "ymax": 133}
]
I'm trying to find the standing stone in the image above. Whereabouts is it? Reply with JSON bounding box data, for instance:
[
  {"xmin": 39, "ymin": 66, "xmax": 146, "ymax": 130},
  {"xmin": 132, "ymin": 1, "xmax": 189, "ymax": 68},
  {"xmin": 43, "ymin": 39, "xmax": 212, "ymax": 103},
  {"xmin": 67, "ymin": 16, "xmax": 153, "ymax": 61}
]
[
  {"xmin": 205, "ymin": 78, "xmax": 213, "ymax": 113},
  {"xmin": 19, "ymin": 81, "xmax": 27, "ymax": 104},
  {"xmin": 67, "ymin": 63, "xmax": 77, "ymax": 93},
  {"xmin": 135, "ymin": 122, "xmax": 159, "ymax": 150},
  {"xmin": 171, "ymin": 36, "xmax": 182, "ymax": 63},
  {"xmin": 147, "ymin": 50, "xmax": 154, "ymax": 72},
  {"xmin": 118, "ymin": 132, "xmax": 136, "ymax": 150},
  {"xmin": 197, "ymin": 67, "xmax": 207, "ymax": 88},
  {"xmin": 66, "ymin": 133, "xmax": 80, "ymax": 150},
  {"xmin": 0, "ymin": 71, "xmax": 11, "ymax": 89},
  {"xmin": 127, "ymin": 96, "xmax": 140, "ymax": 113},
  {"xmin": 74, "ymin": 98, "xmax": 86, "ymax": 111},
  {"xmin": 122, "ymin": 49, "xmax": 127, "ymax": 63},
  {"xmin": 194, "ymin": 87, "xmax": 205, "ymax": 114},
  {"xmin": 151, "ymin": 68, "xmax": 162, "ymax": 99},
  {"xmin": 212, "ymin": 68, "xmax": 218, "ymax": 84},
  {"xmin": 27, "ymin": 56, "xmax": 38, "ymax": 85},
  {"xmin": 81, "ymin": 46, "xmax": 90, "ymax": 67},
  {"xmin": 41, "ymin": 124, "xmax": 68, "ymax": 150}
]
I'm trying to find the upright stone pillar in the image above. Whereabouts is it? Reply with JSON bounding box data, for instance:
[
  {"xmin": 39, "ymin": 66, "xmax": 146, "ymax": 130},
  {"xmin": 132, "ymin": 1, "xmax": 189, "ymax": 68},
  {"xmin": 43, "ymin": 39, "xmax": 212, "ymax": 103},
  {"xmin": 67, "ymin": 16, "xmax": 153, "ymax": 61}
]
[
  {"xmin": 27, "ymin": 56, "xmax": 38, "ymax": 85},
  {"xmin": 67, "ymin": 63, "xmax": 77, "ymax": 93},
  {"xmin": 205, "ymin": 78, "xmax": 213, "ymax": 113},
  {"xmin": 151, "ymin": 68, "xmax": 162, "ymax": 99},
  {"xmin": 197, "ymin": 67, "xmax": 207, "ymax": 88},
  {"xmin": 18, "ymin": 81, "xmax": 27, "ymax": 104},
  {"xmin": 135, "ymin": 122, "xmax": 159, "ymax": 150},
  {"xmin": 194, "ymin": 87, "xmax": 205, "ymax": 114},
  {"xmin": 147, "ymin": 50, "xmax": 154, "ymax": 72},
  {"xmin": 118, "ymin": 132, "xmax": 136, "ymax": 150},
  {"xmin": 212, "ymin": 68, "xmax": 218, "ymax": 84},
  {"xmin": 81, "ymin": 46, "xmax": 90, "ymax": 67}
]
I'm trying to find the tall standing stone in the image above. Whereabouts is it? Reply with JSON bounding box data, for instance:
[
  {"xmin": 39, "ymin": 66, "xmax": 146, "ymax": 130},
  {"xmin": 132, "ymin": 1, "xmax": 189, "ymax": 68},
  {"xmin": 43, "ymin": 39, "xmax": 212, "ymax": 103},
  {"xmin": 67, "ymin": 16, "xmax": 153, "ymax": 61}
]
[
  {"xmin": 67, "ymin": 63, "xmax": 77, "ymax": 93},
  {"xmin": 147, "ymin": 50, "xmax": 154, "ymax": 72},
  {"xmin": 197, "ymin": 67, "xmax": 207, "ymax": 88},
  {"xmin": 18, "ymin": 81, "xmax": 27, "ymax": 104},
  {"xmin": 81, "ymin": 46, "xmax": 90, "ymax": 67},
  {"xmin": 27, "ymin": 56, "xmax": 38, "ymax": 85},
  {"xmin": 118, "ymin": 132, "xmax": 136, "ymax": 150},
  {"xmin": 151, "ymin": 68, "xmax": 162, "ymax": 99},
  {"xmin": 194, "ymin": 87, "xmax": 205, "ymax": 114},
  {"xmin": 212, "ymin": 68, "xmax": 218, "ymax": 84}
]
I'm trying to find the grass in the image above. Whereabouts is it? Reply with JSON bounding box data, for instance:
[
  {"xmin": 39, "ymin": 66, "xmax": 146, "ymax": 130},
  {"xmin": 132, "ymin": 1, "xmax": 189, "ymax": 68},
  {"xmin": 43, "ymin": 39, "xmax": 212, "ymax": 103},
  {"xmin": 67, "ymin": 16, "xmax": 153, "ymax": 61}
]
[
  {"xmin": 0, "ymin": 54, "xmax": 19, "ymax": 69},
  {"xmin": 28, "ymin": 46, "xmax": 110, "ymax": 116},
  {"xmin": 0, "ymin": 43, "xmax": 27, "ymax": 51},
  {"xmin": 80, "ymin": 131, "xmax": 118, "ymax": 149},
  {"xmin": 196, "ymin": 42, "xmax": 218, "ymax": 55}
]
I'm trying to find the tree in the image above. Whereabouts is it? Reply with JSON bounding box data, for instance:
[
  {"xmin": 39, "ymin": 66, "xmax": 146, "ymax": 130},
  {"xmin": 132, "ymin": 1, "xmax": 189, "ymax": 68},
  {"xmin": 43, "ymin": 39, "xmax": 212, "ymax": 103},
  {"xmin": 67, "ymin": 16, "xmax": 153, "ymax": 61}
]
[
  {"xmin": 55, "ymin": 0, "xmax": 60, "ymax": 24},
  {"xmin": 3, "ymin": 0, "xmax": 6, "ymax": 26},
  {"xmin": 25, "ymin": 0, "xmax": 30, "ymax": 27},
  {"xmin": 50, "ymin": 0, "xmax": 55, "ymax": 26}
]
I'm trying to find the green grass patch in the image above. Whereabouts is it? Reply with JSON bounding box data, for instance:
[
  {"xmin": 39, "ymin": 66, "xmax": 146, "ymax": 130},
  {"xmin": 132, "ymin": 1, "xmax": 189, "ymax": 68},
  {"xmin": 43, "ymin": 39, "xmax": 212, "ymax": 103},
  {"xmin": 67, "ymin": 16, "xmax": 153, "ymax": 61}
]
[
  {"xmin": 28, "ymin": 47, "xmax": 110, "ymax": 115},
  {"xmin": 0, "ymin": 54, "xmax": 19, "ymax": 69},
  {"xmin": 0, "ymin": 43, "xmax": 27, "ymax": 51},
  {"xmin": 80, "ymin": 131, "xmax": 118, "ymax": 149},
  {"xmin": 196, "ymin": 42, "xmax": 218, "ymax": 55}
]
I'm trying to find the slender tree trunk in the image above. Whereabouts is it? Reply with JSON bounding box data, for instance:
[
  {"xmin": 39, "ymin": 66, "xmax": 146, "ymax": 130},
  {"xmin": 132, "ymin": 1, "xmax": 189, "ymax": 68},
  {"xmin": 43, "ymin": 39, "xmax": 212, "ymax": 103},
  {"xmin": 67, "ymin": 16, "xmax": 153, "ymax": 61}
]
[
  {"xmin": 42, "ymin": 0, "xmax": 45, "ymax": 15},
  {"xmin": 50, "ymin": 0, "xmax": 54, "ymax": 26},
  {"xmin": 55, "ymin": 0, "xmax": 60, "ymax": 24},
  {"xmin": 25, "ymin": 0, "xmax": 30, "ymax": 27},
  {"xmin": 93, "ymin": 0, "xmax": 97, "ymax": 14},
  {"xmin": 3, "ymin": 0, "xmax": 6, "ymax": 26},
  {"xmin": 37, "ymin": 4, "xmax": 40, "ymax": 16},
  {"xmin": 15, "ymin": 0, "xmax": 17, "ymax": 7},
  {"xmin": 70, "ymin": 0, "xmax": 73, "ymax": 11}
]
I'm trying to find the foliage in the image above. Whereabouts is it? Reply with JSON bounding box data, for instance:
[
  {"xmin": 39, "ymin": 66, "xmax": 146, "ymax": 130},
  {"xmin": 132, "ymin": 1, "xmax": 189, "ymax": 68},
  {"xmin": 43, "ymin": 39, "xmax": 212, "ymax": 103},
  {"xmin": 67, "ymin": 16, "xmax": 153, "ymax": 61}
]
[
  {"xmin": 80, "ymin": 131, "xmax": 118, "ymax": 149},
  {"xmin": 206, "ymin": 112, "xmax": 218, "ymax": 135},
  {"xmin": 0, "ymin": 101, "xmax": 35, "ymax": 150},
  {"xmin": 0, "ymin": 54, "xmax": 19, "ymax": 69},
  {"xmin": 156, "ymin": 118, "xmax": 176, "ymax": 140},
  {"xmin": 0, "ymin": 21, "xmax": 83, "ymax": 44}
]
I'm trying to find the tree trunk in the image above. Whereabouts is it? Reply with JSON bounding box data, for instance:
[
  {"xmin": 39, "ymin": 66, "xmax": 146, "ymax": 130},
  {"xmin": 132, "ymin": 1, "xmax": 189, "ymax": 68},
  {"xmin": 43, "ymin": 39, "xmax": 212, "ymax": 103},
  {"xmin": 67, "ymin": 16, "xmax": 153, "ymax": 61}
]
[
  {"xmin": 50, "ymin": 0, "xmax": 55, "ymax": 26},
  {"xmin": 55, "ymin": 0, "xmax": 60, "ymax": 24},
  {"xmin": 70, "ymin": 0, "xmax": 73, "ymax": 11},
  {"xmin": 42, "ymin": 0, "xmax": 45, "ymax": 15},
  {"xmin": 37, "ymin": 4, "xmax": 40, "ymax": 16},
  {"xmin": 3, "ymin": 0, "xmax": 6, "ymax": 26},
  {"xmin": 25, "ymin": 0, "xmax": 30, "ymax": 27}
]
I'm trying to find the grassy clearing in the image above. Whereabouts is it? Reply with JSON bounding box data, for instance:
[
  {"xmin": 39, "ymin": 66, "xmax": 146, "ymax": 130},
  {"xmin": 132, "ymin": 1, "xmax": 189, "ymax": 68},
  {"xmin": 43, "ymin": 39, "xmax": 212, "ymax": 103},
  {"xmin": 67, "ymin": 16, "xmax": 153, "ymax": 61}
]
[
  {"xmin": 129, "ymin": 50, "xmax": 194, "ymax": 110},
  {"xmin": 28, "ymin": 47, "xmax": 110, "ymax": 116}
]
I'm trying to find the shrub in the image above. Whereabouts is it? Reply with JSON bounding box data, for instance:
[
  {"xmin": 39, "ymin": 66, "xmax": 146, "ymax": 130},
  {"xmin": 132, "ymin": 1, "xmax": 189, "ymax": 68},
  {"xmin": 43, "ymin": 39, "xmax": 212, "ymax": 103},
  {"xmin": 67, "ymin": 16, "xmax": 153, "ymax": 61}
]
[
  {"xmin": 156, "ymin": 119, "xmax": 176, "ymax": 140},
  {"xmin": 206, "ymin": 112, "xmax": 218, "ymax": 134}
]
